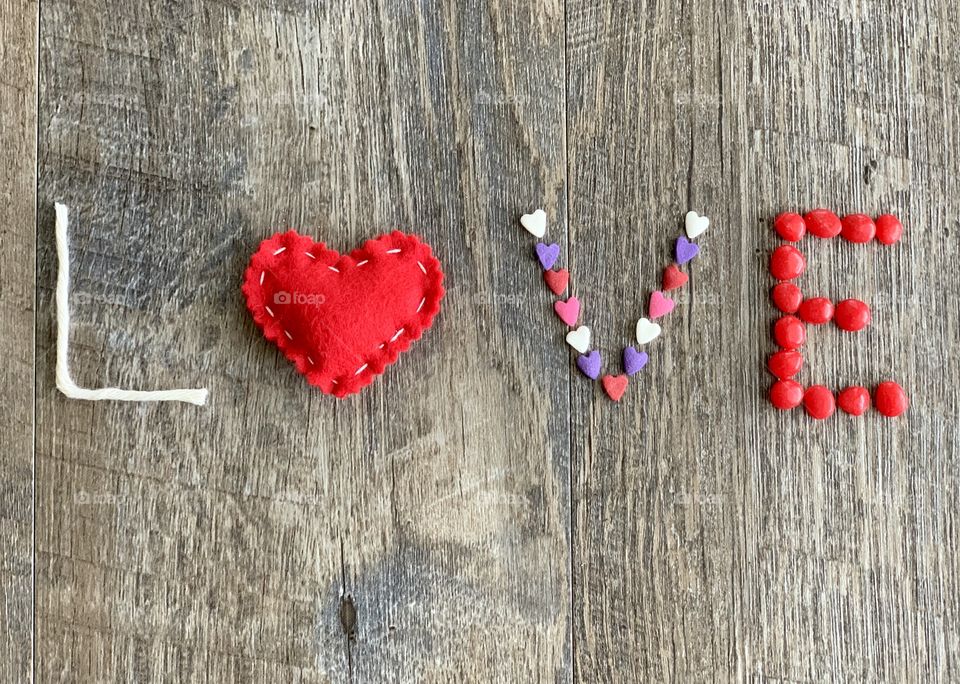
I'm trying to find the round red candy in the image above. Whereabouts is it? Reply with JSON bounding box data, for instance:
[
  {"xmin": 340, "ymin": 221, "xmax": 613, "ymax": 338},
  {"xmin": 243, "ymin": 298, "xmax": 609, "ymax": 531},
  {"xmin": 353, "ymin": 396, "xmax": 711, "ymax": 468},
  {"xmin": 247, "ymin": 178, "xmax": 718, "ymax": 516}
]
[
  {"xmin": 768, "ymin": 350, "xmax": 803, "ymax": 379},
  {"xmin": 769, "ymin": 245, "xmax": 806, "ymax": 280},
  {"xmin": 803, "ymin": 385, "xmax": 836, "ymax": 420},
  {"xmin": 834, "ymin": 299, "xmax": 871, "ymax": 332},
  {"xmin": 837, "ymin": 386, "xmax": 871, "ymax": 416},
  {"xmin": 773, "ymin": 315, "xmax": 806, "ymax": 349},
  {"xmin": 774, "ymin": 213, "xmax": 806, "ymax": 242},
  {"xmin": 797, "ymin": 297, "xmax": 834, "ymax": 325},
  {"xmin": 874, "ymin": 381, "xmax": 908, "ymax": 417},
  {"xmin": 840, "ymin": 214, "xmax": 876, "ymax": 243},
  {"xmin": 770, "ymin": 380, "xmax": 804, "ymax": 410},
  {"xmin": 804, "ymin": 209, "xmax": 842, "ymax": 238},
  {"xmin": 875, "ymin": 214, "xmax": 903, "ymax": 245},
  {"xmin": 771, "ymin": 283, "xmax": 803, "ymax": 314}
]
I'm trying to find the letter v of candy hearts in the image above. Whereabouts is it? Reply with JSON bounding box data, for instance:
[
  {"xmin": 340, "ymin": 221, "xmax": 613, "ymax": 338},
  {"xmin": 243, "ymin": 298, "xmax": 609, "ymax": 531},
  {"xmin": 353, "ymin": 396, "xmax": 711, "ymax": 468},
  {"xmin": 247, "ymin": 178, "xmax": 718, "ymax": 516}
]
[{"xmin": 516, "ymin": 209, "xmax": 711, "ymax": 402}]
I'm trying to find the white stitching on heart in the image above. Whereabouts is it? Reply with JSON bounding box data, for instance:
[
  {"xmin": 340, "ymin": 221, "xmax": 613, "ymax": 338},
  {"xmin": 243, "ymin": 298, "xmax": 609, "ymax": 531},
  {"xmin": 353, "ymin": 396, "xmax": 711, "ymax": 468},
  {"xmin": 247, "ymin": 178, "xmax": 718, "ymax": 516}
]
[{"xmin": 260, "ymin": 243, "xmax": 434, "ymax": 387}]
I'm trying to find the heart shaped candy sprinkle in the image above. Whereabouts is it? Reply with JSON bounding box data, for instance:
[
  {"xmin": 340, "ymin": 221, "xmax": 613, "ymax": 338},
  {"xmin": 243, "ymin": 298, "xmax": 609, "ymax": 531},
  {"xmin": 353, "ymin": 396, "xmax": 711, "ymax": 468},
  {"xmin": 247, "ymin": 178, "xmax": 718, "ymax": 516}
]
[
  {"xmin": 622, "ymin": 346, "xmax": 648, "ymax": 376},
  {"xmin": 565, "ymin": 326, "xmax": 591, "ymax": 353},
  {"xmin": 675, "ymin": 237, "xmax": 700, "ymax": 265},
  {"xmin": 554, "ymin": 297, "xmax": 580, "ymax": 326},
  {"xmin": 536, "ymin": 242, "xmax": 560, "ymax": 270},
  {"xmin": 648, "ymin": 291, "xmax": 675, "ymax": 319},
  {"xmin": 520, "ymin": 209, "xmax": 547, "ymax": 238},
  {"xmin": 576, "ymin": 351, "xmax": 602, "ymax": 380},
  {"xmin": 662, "ymin": 264, "xmax": 688, "ymax": 291},
  {"xmin": 601, "ymin": 375, "xmax": 628, "ymax": 402},
  {"xmin": 635, "ymin": 318, "xmax": 662, "ymax": 345},
  {"xmin": 685, "ymin": 211, "xmax": 710, "ymax": 239},
  {"xmin": 543, "ymin": 268, "xmax": 569, "ymax": 295}
]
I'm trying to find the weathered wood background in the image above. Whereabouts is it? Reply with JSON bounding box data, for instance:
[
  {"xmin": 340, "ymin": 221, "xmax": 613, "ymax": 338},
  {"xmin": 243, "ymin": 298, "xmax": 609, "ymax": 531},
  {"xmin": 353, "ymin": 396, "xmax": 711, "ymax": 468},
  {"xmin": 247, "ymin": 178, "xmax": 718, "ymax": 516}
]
[{"xmin": 2, "ymin": 0, "xmax": 958, "ymax": 680}]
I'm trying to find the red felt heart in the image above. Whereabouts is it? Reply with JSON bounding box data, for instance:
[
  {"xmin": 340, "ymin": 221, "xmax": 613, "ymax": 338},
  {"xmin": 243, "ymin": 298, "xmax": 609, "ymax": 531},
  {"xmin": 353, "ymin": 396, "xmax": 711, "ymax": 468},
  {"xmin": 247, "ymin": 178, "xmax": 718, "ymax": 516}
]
[
  {"xmin": 242, "ymin": 230, "xmax": 444, "ymax": 398},
  {"xmin": 662, "ymin": 264, "xmax": 689, "ymax": 291}
]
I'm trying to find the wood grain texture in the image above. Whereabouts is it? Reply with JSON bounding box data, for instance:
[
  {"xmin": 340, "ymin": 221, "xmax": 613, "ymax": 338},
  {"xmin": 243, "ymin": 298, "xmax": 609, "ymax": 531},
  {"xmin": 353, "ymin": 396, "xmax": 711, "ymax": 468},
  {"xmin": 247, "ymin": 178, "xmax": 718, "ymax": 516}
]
[
  {"xmin": 0, "ymin": 0, "xmax": 37, "ymax": 681},
  {"xmin": 566, "ymin": 0, "xmax": 960, "ymax": 681},
  {"xmin": 13, "ymin": 0, "xmax": 960, "ymax": 681},
  {"xmin": 36, "ymin": 0, "xmax": 568, "ymax": 681}
]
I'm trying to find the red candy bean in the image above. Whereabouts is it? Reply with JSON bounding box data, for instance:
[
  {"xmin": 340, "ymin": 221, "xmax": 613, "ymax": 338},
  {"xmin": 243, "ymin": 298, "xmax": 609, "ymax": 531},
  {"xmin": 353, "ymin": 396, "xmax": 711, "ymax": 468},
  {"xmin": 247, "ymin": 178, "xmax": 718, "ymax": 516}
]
[
  {"xmin": 770, "ymin": 380, "xmax": 804, "ymax": 410},
  {"xmin": 769, "ymin": 245, "xmax": 807, "ymax": 281},
  {"xmin": 804, "ymin": 209, "xmax": 842, "ymax": 238},
  {"xmin": 768, "ymin": 350, "xmax": 803, "ymax": 379},
  {"xmin": 875, "ymin": 214, "xmax": 903, "ymax": 245},
  {"xmin": 774, "ymin": 213, "xmax": 806, "ymax": 242},
  {"xmin": 803, "ymin": 385, "xmax": 836, "ymax": 420},
  {"xmin": 773, "ymin": 315, "xmax": 806, "ymax": 349},
  {"xmin": 797, "ymin": 297, "xmax": 835, "ymax": 325},
  {"xmin": 834, "ymin": 299, "xmax": 871, "ymax": 332},
  {"xmin": 840, "ymin": 214, "xmax": 876, "ymax": 243},
  {"xmin": 837, "ymin": 386, "xmax": 871, "ymax": 416},
  {"xmin": 771, "ymin": 283, "xmax": 803, "ymax": 314},
  {"xmin": 874, "ymin": 381, "xmax": 909, "ymax": 417}
]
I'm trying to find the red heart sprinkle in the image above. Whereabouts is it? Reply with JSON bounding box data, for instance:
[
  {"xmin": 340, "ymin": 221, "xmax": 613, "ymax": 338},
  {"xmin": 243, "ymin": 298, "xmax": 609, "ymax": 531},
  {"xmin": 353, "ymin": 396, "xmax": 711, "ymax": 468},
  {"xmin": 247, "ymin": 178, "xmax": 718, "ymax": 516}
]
[
  {"xmin": 837, "ymin": 386, "xmax": 871, "ymax": 416},
  {"xmin": 771, "ymin": 282, "xmax": 803, "ymax": 314},
  {"xmin": 662, "ymin": 264, "xmax": 689, "ymax": 291},
  {"xmin": 543, "ymin": 268, "xmax": 569, "ymax": 295},
  {"xmin": 601, "ymin": 375, "xmax": 628, "ymax": 401},
  {"xmin": 242, "ymin": 230, "xmax": 445, "ymax": 398}
]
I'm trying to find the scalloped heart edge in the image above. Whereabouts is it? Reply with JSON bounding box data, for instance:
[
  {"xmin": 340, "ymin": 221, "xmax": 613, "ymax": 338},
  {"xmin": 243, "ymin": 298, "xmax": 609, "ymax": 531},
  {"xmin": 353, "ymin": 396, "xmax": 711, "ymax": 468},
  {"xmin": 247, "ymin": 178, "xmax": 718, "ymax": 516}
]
[{"xmin": 242, "ymin": 229, "xmax": 445, "ymax": 398}]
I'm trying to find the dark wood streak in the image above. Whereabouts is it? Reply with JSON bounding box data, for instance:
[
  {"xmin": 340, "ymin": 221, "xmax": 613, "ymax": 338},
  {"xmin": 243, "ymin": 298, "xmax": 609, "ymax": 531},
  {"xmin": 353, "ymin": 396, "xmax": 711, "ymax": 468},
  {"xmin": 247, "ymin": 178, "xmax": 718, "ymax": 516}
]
[{"xmin": 0, "ymin": 1, "xmax": 38, "ymax": 681}]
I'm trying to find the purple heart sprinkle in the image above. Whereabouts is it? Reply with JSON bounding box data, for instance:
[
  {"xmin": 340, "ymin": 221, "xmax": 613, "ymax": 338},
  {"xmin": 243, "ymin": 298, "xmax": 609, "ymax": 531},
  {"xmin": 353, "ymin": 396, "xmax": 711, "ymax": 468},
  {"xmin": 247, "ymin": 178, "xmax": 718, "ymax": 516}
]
[
  {"xmin": 535, "ymin": 242, "xmax": 561, "ymax": 271},
  {"xmin": 675, "ymin": 237, "xmax": 700, "ymax": 265},
  {"xmin": 623, "ymin": 346, "xmax": 649, "ymax": 376},
  {"xmin": 576, "ymin": 351, "xmax": 602, "ymax": 380}
]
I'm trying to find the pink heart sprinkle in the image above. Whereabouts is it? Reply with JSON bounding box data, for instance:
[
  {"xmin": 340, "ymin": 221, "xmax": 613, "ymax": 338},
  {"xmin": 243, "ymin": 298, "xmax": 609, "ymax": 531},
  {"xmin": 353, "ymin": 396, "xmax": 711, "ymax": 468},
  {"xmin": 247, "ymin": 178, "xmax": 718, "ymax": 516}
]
[
  {"xmin": 648, "ymin": 291, "xmax": 675, "ymax": 319},
  {"xmin": 554, "ymin": 296, "xmax": 580, "ymax": 326}
]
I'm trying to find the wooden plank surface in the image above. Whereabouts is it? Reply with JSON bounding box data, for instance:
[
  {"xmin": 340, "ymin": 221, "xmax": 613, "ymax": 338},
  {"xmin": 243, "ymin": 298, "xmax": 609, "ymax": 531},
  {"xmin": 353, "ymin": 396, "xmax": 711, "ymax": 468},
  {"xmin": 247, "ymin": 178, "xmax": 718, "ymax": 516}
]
[
  {"xmin": 0, "ymin": 0, "xmax": 37, "ymax": 681},
  {"xmin": 35, "ymin": 0, "xmax": 569, "ymax": 681},
  {"xmin": 566, "ymin": 1, "xmax": 960, "ymax": 681},
  {"xmin": 10, "ymin": 0, "xmax": 960, "ymax": 681}
]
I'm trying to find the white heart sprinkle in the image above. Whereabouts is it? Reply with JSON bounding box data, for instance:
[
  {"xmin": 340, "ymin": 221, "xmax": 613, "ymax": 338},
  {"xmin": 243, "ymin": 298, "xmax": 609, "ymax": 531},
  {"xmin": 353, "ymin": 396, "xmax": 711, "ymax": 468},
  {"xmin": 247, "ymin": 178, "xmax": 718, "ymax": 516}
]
[
  {"xmin": 520, "ymin": 209, "xmax": 547, "ymax": 238},
  {"xmin": 685, "ymin": 211, "xmax": 710, "ymax": 239},
  {"xmin": 565, "ymin": 326, "xmax": 591, "ymax": 354},
  {"xmin": 635, "ymin": 318, "xmax": 662, "ymax": 345}
]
